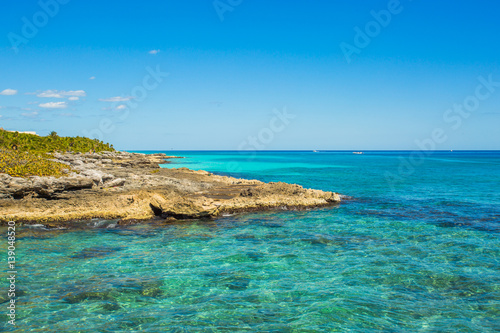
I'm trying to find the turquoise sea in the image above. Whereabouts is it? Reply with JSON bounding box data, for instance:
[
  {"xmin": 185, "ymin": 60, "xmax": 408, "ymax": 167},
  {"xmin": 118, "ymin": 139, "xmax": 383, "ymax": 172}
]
[{"xmin": 2, "ymin": 151, "xmax": 500, "ymax": 332}]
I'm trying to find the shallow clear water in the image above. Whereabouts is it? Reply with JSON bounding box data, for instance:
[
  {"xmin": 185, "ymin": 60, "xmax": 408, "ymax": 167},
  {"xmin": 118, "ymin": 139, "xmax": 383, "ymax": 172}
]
[{"xmin": 1, "ymin": 151, "xmax": 499, "ymax": 332}]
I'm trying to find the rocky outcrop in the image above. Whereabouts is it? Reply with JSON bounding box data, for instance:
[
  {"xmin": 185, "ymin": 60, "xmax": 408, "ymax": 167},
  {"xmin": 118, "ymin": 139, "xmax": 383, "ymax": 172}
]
[
  {"xmin": 0, "ymin": 152, "xmax": 341, "ymax": 224},
  {"xmin": 53, "ymin": 151, "xmax": 175, "ymax": 171},
  {"xmin": 0, "ymin": 174, "xmax": 94, "ymax": 199}
]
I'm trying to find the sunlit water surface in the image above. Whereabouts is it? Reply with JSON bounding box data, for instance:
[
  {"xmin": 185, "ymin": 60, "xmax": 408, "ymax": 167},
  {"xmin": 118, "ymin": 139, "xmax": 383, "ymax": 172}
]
[{"xmin": 1, "ymin": 151, "xmax": 499, "ymax": 332}]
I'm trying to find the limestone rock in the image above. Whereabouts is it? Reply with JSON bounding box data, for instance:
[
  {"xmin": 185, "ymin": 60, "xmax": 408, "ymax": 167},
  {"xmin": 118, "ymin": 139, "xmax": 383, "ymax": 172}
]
[
  {"xmin": 0, "ymin": 151, "xmax": 342, "ymax": 223},
  {"xmin": 104, "ymin": 178, "xmax": 126, "ymax": 188},
  {"xmin": 0, "ymin": 174, "xmax": 94, "ymax": 199}
]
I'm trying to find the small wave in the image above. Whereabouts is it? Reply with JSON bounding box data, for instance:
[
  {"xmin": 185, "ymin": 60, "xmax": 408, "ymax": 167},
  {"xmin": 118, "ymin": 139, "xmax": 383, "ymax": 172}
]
[
  {"xmin": 26, "ymin": 224, "xmax": 46, "ymax": 228},
  {"xmin": 91, "ymin": 220, "xmax": 119, "ymax": 228}
]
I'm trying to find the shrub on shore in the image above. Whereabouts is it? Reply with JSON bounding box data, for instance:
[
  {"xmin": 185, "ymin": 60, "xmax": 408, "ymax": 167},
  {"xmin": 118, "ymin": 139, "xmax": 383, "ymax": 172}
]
[
  {"xmin": 0, "ymin": 129, "xmax": 114, "ymax": 154},
  {"xmin": 0, "ymin": 149, "xmax": 69, "ymax": 177},
  {"xmin": 0, "ymin": 129, "xmax": 115, "ymax": 177}
]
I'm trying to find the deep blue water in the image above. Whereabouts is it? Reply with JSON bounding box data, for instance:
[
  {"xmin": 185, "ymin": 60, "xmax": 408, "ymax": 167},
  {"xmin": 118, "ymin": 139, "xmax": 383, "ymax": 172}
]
[{"xmin": 1, "ymin": 151, "xmax": 499, "ymax": 332}]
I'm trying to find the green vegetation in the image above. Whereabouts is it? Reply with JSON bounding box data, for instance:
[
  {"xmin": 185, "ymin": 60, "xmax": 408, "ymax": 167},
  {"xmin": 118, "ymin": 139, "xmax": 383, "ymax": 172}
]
[
  {"xmin": 0, "ymin": 149, "xmax": 69, "ymax": 177},
  {"xmin": 0, "ymin": 129, "xmax": 114, "ymax": 154},
  {"xmin": 0, "ymin": 129, "xmax": 115, "ymax": 177}
]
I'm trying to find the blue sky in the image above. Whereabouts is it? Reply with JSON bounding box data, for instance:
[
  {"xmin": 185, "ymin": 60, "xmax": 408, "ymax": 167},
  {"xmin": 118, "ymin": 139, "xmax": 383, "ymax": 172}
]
[{"xmin": 0, "ymin": 0, "xmax": 499, "ymax": 150}]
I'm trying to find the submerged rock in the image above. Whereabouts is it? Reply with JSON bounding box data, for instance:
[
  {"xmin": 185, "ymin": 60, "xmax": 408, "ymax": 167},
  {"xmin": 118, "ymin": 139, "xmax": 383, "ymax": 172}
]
[
  {"xmin": 63, "ymin": 279, "xmax": 164, "ymax": 305},
  {"xmin": 140, "ymin": 281, "xmax": 164, "ymax": 297},
  {"xmin": 227, "ymin": 278, "xmax": 251, "ymax": 290},
  {"xmin": 64, "ymin": 291, "xmax": 113, "ymax": 304},
  {"xmin": 113, "ymin": 278, "xmax": 164, "ymax": 298},
  {"xmin": 101, "ymin": 302, "xmax": 122, "ymax": 311},
  {"xmin": 0, "ymin": 290, "xmax": 25, "ymax": 304},
  {"xmin": 71, "ymin": 246, "xmax": 122, "ymax": 259}
]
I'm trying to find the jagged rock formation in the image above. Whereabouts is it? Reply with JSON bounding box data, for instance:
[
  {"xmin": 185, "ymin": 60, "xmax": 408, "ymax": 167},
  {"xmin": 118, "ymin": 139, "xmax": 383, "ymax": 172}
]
[{"xmin": 0, "ymin": 152, "xmax": 341, "ymax": 224}]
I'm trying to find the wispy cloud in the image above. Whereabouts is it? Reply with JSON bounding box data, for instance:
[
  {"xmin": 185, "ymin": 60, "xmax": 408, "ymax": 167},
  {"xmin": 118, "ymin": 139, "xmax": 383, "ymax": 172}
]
[
  {"xmin": 68, "ymin": 96, "xmax": 79, "ymax": 101},
  {"xmin": 37, "ymin": 90, "xmax": 86, "ymax": 98},
  {"xmin": 148, "ymin": 49, "xmax": 160, "ymax": 55},
  {"xmin": 21, "ymin": 111, "xmax": 39, "ymax": 118},
  {"xmin": 58, "ymin": 112, "xmax": 79, "ymax": 117},
  {"xmin": 210, "ymin": 101, "xmax": 224, "ymax": 107},
  {"xmin": 0, "ymin": 106, "xmax": 23, "ymax": 111},
  {"xmin": 99, "ymin": 96, "xmax": 133, "ymax": 102},
  {"xmin": 0, "ymin": 116, "xmax": 17, "ymax": 120},
  {"xmin": 0, "ymin": 89, "xmax": 18, "ymax": 96},
  {"xmin": 89, "ymin": 76, "xmax": 96, "ymax": 80},
  {"xmin": 39, "ymin": 101, "xmax": 68, "ymax": 109},
  {"xmin": 101, "ymin": 104, "xmax": 128, "ymax": 111}
]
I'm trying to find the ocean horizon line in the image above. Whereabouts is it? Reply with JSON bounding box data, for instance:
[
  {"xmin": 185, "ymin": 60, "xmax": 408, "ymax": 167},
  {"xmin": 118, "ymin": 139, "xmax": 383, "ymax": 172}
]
[{"xmin": 128, "ymin": 149, "xmax": 500, "ymax": 153}]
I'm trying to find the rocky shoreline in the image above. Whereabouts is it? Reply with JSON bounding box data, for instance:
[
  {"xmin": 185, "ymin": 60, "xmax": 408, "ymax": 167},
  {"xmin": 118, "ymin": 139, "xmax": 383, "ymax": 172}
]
[{"xmin": 0, "ymin": 151, "xmax": 341, "ymax": 225}]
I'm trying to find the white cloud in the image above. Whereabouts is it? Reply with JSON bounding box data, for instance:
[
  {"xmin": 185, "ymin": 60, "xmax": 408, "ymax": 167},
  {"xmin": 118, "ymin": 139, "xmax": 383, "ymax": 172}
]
[
  {"xmin": 37, "ymin": 90, "xmax": 86, "ymax": 98},
  {"xmin": 68, "ymin": 96, "xmax": 79, "ymax": 101},
  {"xmin": 65, "ymin": 90, "xmax": 86, "ymax": 97},
  {"xmin": 102, "ymin": 104, "xmax": 129, "ymax": 111},
  {"xmin": 99, "ymin": 96, "xmax": 133, "ymax": 102},
  {"xmin": 21, "ymin": 111, "xmax": 39, "ymax": 118},
  {"xmin": 37, "ymin": 91, "xmax": 62, "ymax": 98},
  {"xmin": 89, "ymin": 76, "xmax": 96, "ymax": 80},
  {"xmin": 39, "ymin": 101, "xmax": 68, "ymax": 109},
  {"xmin": 0, "ymin": 89, "xmax": 18, "ymax": 95},
  {"xmin": 149, "ymin": 49, "xmax": 160, "ymax": 55}
]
